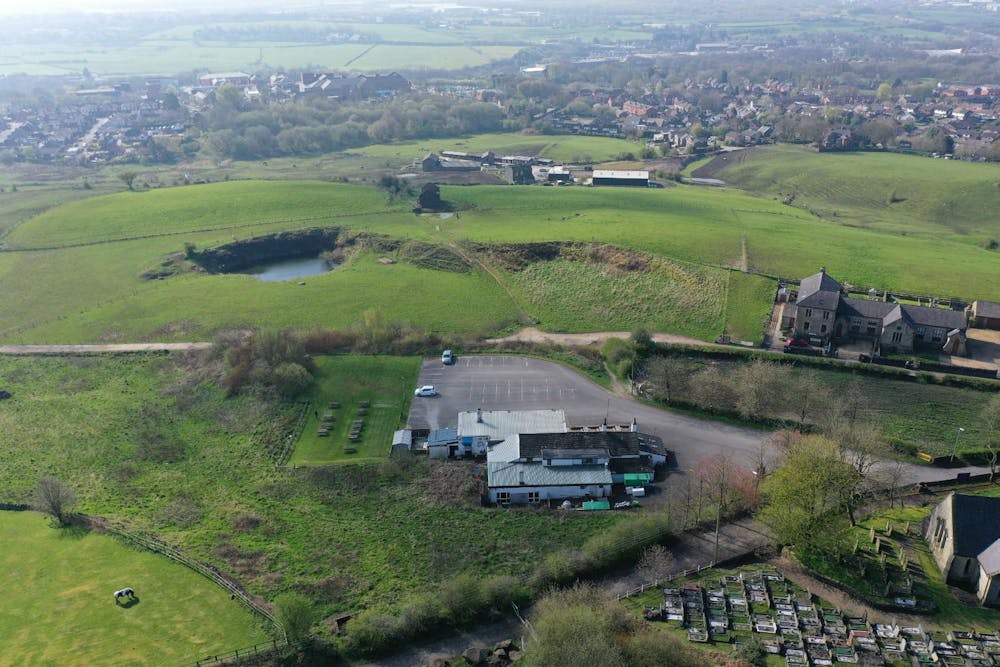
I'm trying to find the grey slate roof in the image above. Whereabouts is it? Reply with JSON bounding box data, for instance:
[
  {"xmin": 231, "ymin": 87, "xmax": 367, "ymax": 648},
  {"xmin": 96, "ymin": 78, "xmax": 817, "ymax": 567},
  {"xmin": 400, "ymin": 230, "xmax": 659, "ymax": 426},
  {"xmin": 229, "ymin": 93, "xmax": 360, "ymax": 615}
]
[
  {"xmin": 974, "ymin": 300, "xmax": 1000, "ymax": 319},
  {"xmin": 797, "ymin": 270, "xmax": 843, "ymax": 310},
  {"xmin": 949, "ymin": 494, "xmax": 1000, "ymax": 558},
  {"xmin": 517, "ymin": 431, "xmax": 667, "ymax": 460},
  {"xmin": 900, "ymin": 304, "xmax": 967, "ymax": 331},
  {"xmin": 540, "ymin": 448, "xmax": 609, "ymax": 460},
  {"xmin": 487, "ymin": 462, "xmax": 613, "ymax": 488},
  {"xmin": 979, "ymin": 539, "xmax": 1000, "ymax": 576},
  {"xmin": 840, "ymin": 298, "xmax": 896, "ymax": 320}
]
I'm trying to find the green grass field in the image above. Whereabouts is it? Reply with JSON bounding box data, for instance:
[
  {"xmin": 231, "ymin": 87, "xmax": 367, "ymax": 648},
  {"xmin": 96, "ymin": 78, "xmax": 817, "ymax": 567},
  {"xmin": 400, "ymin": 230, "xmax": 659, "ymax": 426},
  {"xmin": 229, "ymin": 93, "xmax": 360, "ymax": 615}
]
[
  {"xmin": 290, "ymin": 355, "xmax": 420, "ymax": 465},
  {"xmin": 4, "ymin": 164, "xmax": 1000, "ymax": 345},
  {"xmin": 0, "ymin": 511, "xmax": 268, "ymax": 665},
  {"xmin": 0, "ymin": 353, "xmax": 629, "ymax": 620}
]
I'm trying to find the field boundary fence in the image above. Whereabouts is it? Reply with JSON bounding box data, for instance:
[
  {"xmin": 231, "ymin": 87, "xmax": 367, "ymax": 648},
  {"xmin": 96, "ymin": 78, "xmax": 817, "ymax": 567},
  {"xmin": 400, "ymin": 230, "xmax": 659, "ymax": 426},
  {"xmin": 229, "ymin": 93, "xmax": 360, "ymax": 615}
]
[
  {"xmin": 192, "ymin": 638, "xmax": 310, "ymax": 667},
  {"xmin": 82, "ymin": 516, "xmax": 287, "ymax": 645},
  {"xmin": 272, "ymin": 400, "xmax": 310, "ymax": 466}
]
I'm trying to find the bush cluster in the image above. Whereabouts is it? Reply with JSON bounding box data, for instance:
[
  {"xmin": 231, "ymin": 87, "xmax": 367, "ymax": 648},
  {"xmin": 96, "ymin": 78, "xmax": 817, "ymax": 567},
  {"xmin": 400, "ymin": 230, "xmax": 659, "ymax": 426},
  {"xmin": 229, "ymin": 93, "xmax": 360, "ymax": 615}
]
[
  {"xmin": 346, "ymin": 574, "xmax": 530, "ymax": 657},
  {"xmin": 346, "ymin": 512, "xmax": 673, "ymax": 658}
]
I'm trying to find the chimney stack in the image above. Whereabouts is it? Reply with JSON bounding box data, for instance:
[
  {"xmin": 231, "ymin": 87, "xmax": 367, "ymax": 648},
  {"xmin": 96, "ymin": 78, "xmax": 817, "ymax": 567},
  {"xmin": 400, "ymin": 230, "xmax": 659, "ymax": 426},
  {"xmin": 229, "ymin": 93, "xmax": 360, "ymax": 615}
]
[
  {"xmin": 601, "ymin": 417, "xmax": 607, "ymax": 433},
  {"xmin": 477, "ymin": 407, "xmax": 483, "ymax": 423},
  {"xmin": 631, "ymin": 417, "xmax": 638, "ymax": 433}
]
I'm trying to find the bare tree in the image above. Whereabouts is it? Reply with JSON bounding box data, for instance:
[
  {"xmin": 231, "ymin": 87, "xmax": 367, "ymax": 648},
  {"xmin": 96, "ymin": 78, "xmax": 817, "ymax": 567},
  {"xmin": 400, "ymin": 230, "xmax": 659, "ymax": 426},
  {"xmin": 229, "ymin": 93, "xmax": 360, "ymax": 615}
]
[
  {"xmin": 643, "ymin": 356, "xmax": 692, "ymax": 403},
  {"xmin": 637, "ymin": 544, "xmax": 676, "ymax": 584},
  {"xmin": 688, "ymin": 365, "xmax": 737, "ymax": 413},
  {"xmin": 734, "ymin": 359, "xmax": 789, "ymax": 420},
  {"xmin": 34, "ymin": 477, "xmax": 77, "ymax": 526},
  {"xmin": 788, "ymin": 373, "xmax": 834, "ymax": 429},
  {"xmin": 982, "ymin": 394, "xmax": 1000, "ymax": 481}
]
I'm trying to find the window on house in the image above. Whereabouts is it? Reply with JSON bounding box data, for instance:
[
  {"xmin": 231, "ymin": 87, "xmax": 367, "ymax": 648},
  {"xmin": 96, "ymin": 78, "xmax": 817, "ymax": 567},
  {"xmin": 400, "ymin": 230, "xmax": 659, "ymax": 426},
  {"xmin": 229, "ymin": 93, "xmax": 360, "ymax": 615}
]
[
  {"xmin": 805, "ymin": 309, "xmax": 812, "ymax": 317},
  {"xmin": 866, "ymin": 322, "xmax": 878, "ymax": 336},
  {"xmin": 939, "ymin": 529, "xmax": 948, "ymax": 548},
  {"xmin": 803, "ymin": 321, "xmax": 810, "ymax": 331},
  {"xmin": 527, "ymin": 491, "xmax": 540, "ymax": 504},
  {"xmin": 820, "ymin": 324, "xmax": 827, "ymax": 333},
  {"xmin": 496, "ymin": 491, "xmax": 510, "ymax": 505},
  {"xmin": 583, "ymin": 458, "xmax": 596, "ymax": 465},
  {"xmin": 932, "ymin": 328, "xmax": 943, "ymax": 342},
  {"xmin": 850, "ymin": 318, "xmax": 862, "ymax": 331},
  {"xmin": 891, "ymin": 331, "xmax": 902, "ymax": 343},
  {"xmin": 915, "ymin": 326, "xmax": 926, "ymax": 340},
  {"xmin": 823, "ymin": 311, "xmax": 830, "ymax": 320}
]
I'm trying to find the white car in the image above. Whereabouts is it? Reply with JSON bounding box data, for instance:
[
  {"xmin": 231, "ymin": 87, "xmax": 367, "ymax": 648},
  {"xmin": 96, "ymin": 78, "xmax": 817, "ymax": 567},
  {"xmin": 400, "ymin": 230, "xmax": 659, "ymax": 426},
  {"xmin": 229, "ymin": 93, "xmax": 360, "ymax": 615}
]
[{"xmin": 414, "ymin": 385, "xmax": 438, "ymax": 397}]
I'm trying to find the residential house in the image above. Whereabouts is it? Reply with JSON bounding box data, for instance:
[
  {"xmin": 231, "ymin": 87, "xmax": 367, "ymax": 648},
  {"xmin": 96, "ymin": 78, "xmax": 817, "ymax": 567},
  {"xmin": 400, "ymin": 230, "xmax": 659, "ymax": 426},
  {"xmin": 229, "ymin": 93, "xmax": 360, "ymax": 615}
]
[
  {"xmin": 925, "ymin": 493, "xmax": 1000, "ymax": 606},
  {"xmin": 786, "ymin": 269, "xmax": 967, "ymax": 355},
  {"xmin": 971, "ymin": 300, "xmax": 1000, "ymax": 330}
]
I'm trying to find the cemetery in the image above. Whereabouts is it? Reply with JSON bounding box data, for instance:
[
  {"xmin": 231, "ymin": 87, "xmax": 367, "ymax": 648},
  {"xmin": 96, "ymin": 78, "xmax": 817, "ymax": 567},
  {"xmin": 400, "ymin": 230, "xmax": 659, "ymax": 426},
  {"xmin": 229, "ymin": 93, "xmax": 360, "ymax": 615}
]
[{"xmin": 642, "ymin": 566, "xmax": 1000, "ymax": 665}]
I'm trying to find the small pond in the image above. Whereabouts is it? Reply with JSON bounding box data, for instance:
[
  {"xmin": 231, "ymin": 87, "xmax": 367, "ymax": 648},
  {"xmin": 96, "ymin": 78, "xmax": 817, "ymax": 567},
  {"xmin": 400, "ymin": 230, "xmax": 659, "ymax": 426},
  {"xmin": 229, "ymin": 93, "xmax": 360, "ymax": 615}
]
[{"xmin": 240, "ymin": 257, "xmax": 334, "ymax": 282}]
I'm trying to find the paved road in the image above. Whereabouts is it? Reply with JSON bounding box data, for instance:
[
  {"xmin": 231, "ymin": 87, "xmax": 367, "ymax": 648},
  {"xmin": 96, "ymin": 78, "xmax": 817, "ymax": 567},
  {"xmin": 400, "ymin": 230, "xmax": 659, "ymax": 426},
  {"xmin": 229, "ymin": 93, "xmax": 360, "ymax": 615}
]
[
  {"xmin": 407, "ymin": 354, "xmax": 993, "ymax": 484},
  {"xmin": 0, "ymin": 343, "xmax": 212, "ymax": 355}
]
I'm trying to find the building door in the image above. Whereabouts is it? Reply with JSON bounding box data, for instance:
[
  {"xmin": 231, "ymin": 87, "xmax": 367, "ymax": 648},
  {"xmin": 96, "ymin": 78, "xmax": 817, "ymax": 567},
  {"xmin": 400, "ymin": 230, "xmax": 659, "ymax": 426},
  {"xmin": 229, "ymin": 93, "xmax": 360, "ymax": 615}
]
[{"xmin": 835, "ymin": 323, "xmax": 843, "ymax": 337}]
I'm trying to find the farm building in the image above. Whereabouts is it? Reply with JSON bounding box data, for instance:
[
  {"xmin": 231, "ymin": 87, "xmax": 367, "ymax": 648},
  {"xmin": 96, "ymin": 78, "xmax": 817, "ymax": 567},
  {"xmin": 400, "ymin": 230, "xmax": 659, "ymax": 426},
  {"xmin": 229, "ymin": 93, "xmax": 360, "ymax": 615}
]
[
  {"xmin": 785, "ymin": 269, "xmax": 968, "ymax": 355},
  {"xmin": 486, "ymin": 425, "xmax": 666, "ymax": 505},
  {"xmin": 592, "ymin": 169, "xmax": 650, "ymax": 187},
  {"xmin": 971, "ymin": 300, "xmax": 1000, "ymax": 330},
  {"xmin": 926, "ymin": 493, "xmax": 1000, "ymax": 606},
  {"xmin": 426, "ymin": 427, "xmax": 459, "ymax": 460}
]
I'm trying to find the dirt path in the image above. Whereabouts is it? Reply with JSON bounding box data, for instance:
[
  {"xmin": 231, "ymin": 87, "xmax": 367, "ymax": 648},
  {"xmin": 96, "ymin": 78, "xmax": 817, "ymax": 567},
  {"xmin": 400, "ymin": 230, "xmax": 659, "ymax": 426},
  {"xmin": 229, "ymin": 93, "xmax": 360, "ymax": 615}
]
[
  {"xmin": 486, "ymin": 327, "xmax": 712, "ymax": 348},
  {"xmin": 0, "ymin": 343, "xmax": 212, "ymax": 355},
  {"xmin": 446, "ymin": 241, "xmax": 533, "ymax": 324},
  {"xmin": 768, "ymin": 554, "xmax": 925, "ymax": 626}
]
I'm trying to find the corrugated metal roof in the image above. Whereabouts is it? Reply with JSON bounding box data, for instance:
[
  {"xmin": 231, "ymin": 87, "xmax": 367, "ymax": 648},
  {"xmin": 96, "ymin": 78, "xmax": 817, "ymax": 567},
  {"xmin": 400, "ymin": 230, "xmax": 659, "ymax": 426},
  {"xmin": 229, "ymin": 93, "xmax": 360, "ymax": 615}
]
[
  {"xmin": 427, "ymin": 428, "xmax": 458, "ymax": 446},
  {"xmin": 487, "ymin": 462, "xmax": 612, "ymax": 488},
  {"xmin": 592, "ymin": 169, "xmax": 649, "ymax": 179},
  {"xmin": 486, "ymin": 435, "xmax": 520, "ymax": 463},
  {"xmin": 392, "ymin": 429, "xmax": 412, "ymax": 446},
  {"xmin": 458, "ymin": 409, "xmax": 566, "ymax": 440}
]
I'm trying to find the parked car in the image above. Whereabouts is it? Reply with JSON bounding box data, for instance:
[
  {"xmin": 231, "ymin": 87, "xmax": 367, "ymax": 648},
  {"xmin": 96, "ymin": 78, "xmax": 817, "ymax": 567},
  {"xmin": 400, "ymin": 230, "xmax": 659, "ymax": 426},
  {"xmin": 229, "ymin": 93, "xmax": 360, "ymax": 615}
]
[
  {"xmin": 441, "ymin": 349, "xmax": 454, "ymax": 365},
  {"xmin": 414, "ymin": 385, "xmax": 438, "ymax": 397}
]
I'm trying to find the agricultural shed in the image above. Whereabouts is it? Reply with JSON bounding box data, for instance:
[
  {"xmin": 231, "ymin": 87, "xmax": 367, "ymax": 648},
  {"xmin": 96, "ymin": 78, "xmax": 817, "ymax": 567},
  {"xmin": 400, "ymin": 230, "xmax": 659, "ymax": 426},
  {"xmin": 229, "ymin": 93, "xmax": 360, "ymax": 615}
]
[
  {"xmin": 592, "ymin": 169, "xmax": 649, "ymax": 187},
  {"xmin": 971, "ymin": 300, "xmax": 1000, "ymax": 330},
  {"xmin": 426, "ymin": 427, "xmax": 459, "ymax": 460}
]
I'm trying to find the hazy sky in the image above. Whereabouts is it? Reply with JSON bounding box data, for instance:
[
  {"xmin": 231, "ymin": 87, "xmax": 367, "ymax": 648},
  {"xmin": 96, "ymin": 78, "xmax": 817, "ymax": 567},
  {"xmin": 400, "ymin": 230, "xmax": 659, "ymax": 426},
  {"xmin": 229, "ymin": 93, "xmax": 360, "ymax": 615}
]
[{"xmin": 0, "ymin": 0, "xmax": 356, "ymax": 15}]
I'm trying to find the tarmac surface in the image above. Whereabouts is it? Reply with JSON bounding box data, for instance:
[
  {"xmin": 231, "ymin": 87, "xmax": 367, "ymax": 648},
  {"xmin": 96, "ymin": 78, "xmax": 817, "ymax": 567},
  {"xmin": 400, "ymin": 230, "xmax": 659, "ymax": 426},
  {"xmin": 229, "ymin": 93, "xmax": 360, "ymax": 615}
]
[{"xmin": 407, "ymin": 354, "xmax": 993, "ymax": 484}]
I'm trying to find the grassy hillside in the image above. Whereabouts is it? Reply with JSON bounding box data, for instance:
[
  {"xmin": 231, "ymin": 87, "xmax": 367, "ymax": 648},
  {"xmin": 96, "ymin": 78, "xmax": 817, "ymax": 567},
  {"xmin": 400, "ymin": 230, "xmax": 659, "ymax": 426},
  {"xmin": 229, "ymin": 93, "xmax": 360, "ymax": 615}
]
[
  {"xmin": 707, "ymin": 145, "xmax": 1000, "ymax": 241},
  {"xmin": 3, "ymin": 162, "xmax": 999, "ymax": 344},
  {"xmin": 0, "ymin": 511, "xmax": 268, "ymax": 665}
]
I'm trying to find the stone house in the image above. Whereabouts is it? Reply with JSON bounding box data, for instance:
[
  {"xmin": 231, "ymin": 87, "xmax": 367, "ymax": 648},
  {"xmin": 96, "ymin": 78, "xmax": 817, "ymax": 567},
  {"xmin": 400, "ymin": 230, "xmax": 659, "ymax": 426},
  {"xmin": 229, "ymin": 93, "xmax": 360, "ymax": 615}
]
[{"xmin": 786, "ymin": 269, "xmax": 967, "ymax": 355}]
